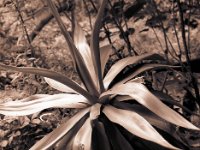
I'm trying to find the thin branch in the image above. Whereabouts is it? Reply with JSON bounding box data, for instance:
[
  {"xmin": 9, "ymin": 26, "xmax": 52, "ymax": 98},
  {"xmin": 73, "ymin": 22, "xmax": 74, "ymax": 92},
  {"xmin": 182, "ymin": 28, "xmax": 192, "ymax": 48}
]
[
  {"xmin": 120, "ymin": 0, "xmax": 136, "ymax": 56},
  {"xmin": 107, "ymin": 0, "xmax": 136, "ymax": 56},
  {"xmin": 151, "ymin": 27, "xmax": 164, "ymax": 52},
  {"xmin": 83, "ymin": 0, "xmax": 93, "ymax": 30},
  {"xmin": 12, "ymin": 0, "xmax": 34, "ymax": 56},
  {"xmin": 88, "ymin": 0, "xmax": 121, "ymax": 58},
  {"xmin": 187, "ymin": 0, "xmax": 192, "ymax": 55},
  {"xmin": 177, "ymin": 0, "xmax": 200, "ymax": 104},
  {"xmin": 177, "ymin": 0, "xmax": 190, "ymax": 63},
  {"xmin": 29, "ymin": 2, "xmax": 72, "ymax": 42},
  {"xmin": 151, "ymin": 0, "xmax": 169, "ymax": 62},
  {"xmin": 172, "ymin": 1, "xmax": 182, "ymax": 61}
]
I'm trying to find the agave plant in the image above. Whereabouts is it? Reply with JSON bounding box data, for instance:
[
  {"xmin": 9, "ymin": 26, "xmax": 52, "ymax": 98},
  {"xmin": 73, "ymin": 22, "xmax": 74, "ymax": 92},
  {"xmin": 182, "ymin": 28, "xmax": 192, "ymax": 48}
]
[{"xmin": 0, "ymin": 0, "xmax": 199, "ymax": 149}]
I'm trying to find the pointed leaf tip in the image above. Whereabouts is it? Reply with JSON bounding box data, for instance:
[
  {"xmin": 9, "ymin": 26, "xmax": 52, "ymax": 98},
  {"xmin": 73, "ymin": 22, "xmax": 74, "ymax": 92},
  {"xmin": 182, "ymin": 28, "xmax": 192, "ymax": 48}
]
[
  {"xmin": 72, "ymin": 118, "xmax": 92, "ymax": 150},
  {"xmin": 102, "ymin": 82, "xmax": 200, "ymax": 131},
  {"xmin": 73, "ymin": 20, "xmax": 98, "ymax": 89},
  {"xmin": 103, "ymin": 53, "xmax": 160, "ymax": 89},
  {"xmin": 30, "ymin": 108, "xmax": 90, "ymax": 150},
  {"xmin": 103, "ymin": 105, "xmax": 179, "ymax": 150},
  {"xmin": 0, "ymin": 94, "xmax": 90, "ymax": 116},
  {"xmin": 44, "ymin": 77, "xmax": 78, "ymax": 93}
]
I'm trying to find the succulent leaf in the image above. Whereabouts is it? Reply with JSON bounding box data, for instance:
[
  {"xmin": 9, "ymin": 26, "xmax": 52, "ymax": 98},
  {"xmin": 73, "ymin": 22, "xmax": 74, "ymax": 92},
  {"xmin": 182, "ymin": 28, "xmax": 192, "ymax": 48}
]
[
  {"xmin": 103, "ymin": 105, "xmax": 179, "ymax": 150},
  {"xmin": 100, "ymin": 45, "xmax": 113, "ymax": 75},
  {"xmin": 73, "ymin": 20, "xmax": 98, "ymax": 89},
  {"xmin": 115, "ymin": 64, "xmax": 180, "ymax": 86},
  {"xmin": 30, "ymin": 108, "xmax": 90, "ymax": 150},
  {"xmin": 0, "ymin": 94, "xmax": 90, "ymax": 116},
  {"xmin": 46, "ymin": 0, "xmax": 99, "ymax": 96},
  {"xmin": 72, "ymin": 118, "xmax": 92, "ymax": 150},
  {"xmin": 103, "ymin": 53, "xmax": 163, "ymax": 89},
  {"xmin": 92, "ymin": 119, "xmax": 111, "ymax": 150},
  {"xmin": 101, "ymin": 82, "xmax": 200, "ymax": 131},
  {"xmin": 90, "ymin": 0, "xmax": 108, "ymax": 92},
  {"xmin": 0, "ymin": 63, "xmax": 93, "ymax": 100},
  {"xmin": 44, "ymin": 77, "xmax": 78, "ymax": 93}
]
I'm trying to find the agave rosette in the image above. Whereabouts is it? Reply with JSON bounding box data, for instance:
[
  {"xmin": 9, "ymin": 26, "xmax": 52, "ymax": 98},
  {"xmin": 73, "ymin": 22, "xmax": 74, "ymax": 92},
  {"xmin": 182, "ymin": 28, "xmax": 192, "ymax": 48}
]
[{"xmin": 0, "ymin": 0, "xmax": 199, "ymax": 149}]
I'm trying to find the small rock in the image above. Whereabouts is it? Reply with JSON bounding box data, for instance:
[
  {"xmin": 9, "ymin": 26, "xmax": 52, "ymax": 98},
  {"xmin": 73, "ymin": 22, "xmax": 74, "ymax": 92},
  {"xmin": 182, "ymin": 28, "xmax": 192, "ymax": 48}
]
[
  {"xmin": 31, "ymin": 118, "xmax": 41, "ymax": 124},
  {"xmin": 0, "ymin": 140, "xmax": 8, "ymax": 147}
]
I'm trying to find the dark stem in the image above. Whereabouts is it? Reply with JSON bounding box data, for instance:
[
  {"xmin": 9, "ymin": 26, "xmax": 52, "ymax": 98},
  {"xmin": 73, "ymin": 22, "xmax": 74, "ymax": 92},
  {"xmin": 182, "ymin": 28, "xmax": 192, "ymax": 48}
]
[
  {"xmin": 12, "ymin": 0, "xmax": 34, "ymax": 57},
  {"xmin": 187, "ymin": 0, "xmax": 192, "ymax": 55},
  {"xmin": 29, "ymin": 1, "xmax": 72, "ymax": 42},
  {"xmin": 151, "ymin": 27, "xmax": 164, "ymax": 52},
  {"xmin": 172, "ymin": 1, "xmax": 182, "ymax": 61},
  {"xmin": 107, "ymin": 0, "xmax": 137, "ymax": 56},
  {"xmin": 151, "ymin": 0, "xmax": 169, "ymax": 62},
  {"xmin": 83, "ymin": 0, "xmax": 93, "ymax": 30},
  {"xmin": 88, "ymin": 0, "xmax": 122, "ymax": 58},
  {"xmin": 177, "ymin": 0, "xmax": 200, "ymax": 104}
]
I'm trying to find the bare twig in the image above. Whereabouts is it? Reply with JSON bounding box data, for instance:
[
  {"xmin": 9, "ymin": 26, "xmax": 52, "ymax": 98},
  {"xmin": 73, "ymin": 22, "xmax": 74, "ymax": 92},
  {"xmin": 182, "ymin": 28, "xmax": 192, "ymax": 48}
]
[
  {"xmin": 12, "ymin": 0, "xmax": 34, "ymax": 56},
  {"xmin": 187, "ymin": 0, "xmax": 192, "ymax": 55},
  {"xmin": 88, "ymin": 0, "xmax": 98, "ymax": 13},
  {"xmin": 151, "ymin": 0, "xmax": 169, "ymax": 62},
  {"xmin": 83, "ymin": 0, "xmax": 93, "ymax": 30},
  {"xmin": 160, "ymin": 71, "xmax": 169, "ymax": 92},
  {"xmin": 29, "ymin": 1, "xmax": 73, "ymax": 42},
  {"xmin": 177, "ymin": 0, "xmax": 190, "ymax": 64},
  {"xmin": 88, "ymin": 0, "xmax": 121, "ymax": 58},
  {"xmin": 171, "ymin": 1, "xmax": 182, "ymax": 61},
  {"xmin": 177, "ymin": 0, "xmax": 200, "ymax": 104},
  {"xmin": 107, "ymin": 0, "xmax": 137, "ymax": 56},
  {"xmin": 120, "ymin": 0, "xmax": 137, "ymax": 56},
  {"xmin": 151, "ymin": 27, "xmax": 164, "ymax": 52}
]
